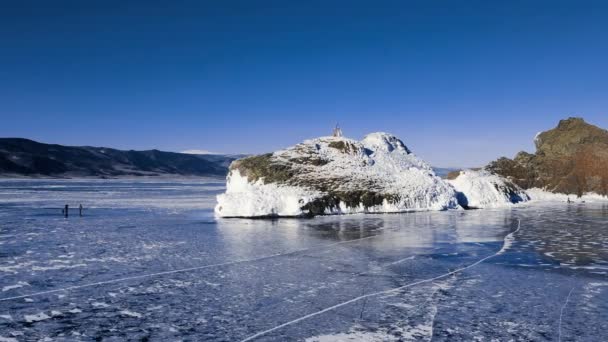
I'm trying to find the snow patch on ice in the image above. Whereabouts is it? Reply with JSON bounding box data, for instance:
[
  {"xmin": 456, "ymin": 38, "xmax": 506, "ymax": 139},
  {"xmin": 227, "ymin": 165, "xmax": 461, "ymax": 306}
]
[
  {"xmin": 120, "ymin": 310, "xmax": 143, "ymax": 318},
  {"xmin": 2, "ymin": 282, "xmax": 30, "ymax": 292},
  {"xmin": 31, "ymin": 263, "xmax": 87, "ymax": 271},
  {"xmin": 0, "ymin": 337, "xmax": 18, "ymax": 342},
  {"xmin": 23, "ymin": 312, "xmax": 50, "ymax": 323},
  {"xmin": 91, "ymin": 302, "xmax": 110, "ymax": 308},
  {"xmin": 307, "ymin": 280, "xmax": 453, "ymax": 342},
  {"xmin": 306, "ymin": 329, "xmax": 397, "ymax": 342}
]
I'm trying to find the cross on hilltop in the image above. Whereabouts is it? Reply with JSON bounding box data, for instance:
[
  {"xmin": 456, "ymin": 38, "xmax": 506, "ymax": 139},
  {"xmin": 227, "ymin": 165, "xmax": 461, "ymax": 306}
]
[{"xmin": 332, "ymin": 123, "xmax": 343, "ymax": 137}]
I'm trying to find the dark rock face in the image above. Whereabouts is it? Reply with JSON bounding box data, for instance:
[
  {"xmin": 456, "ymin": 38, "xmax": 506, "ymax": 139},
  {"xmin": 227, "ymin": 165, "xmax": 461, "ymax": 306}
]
[
  {"xmin": 0, "ymin": 138, "xmax": 237, "ymax": 177},
  {"xmin": 487, "ymin": 118, "xmax": 608, "ymax": 196}
]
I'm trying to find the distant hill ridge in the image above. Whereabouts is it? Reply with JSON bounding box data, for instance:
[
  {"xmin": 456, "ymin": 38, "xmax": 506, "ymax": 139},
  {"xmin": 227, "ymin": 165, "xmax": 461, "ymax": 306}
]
[{"xmin": 0, "ymin": 138, "xmax": 240, "ymax": 177}]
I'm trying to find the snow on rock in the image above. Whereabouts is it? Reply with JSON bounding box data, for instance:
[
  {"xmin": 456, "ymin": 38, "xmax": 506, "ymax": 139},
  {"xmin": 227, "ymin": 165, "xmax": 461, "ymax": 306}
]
[
  {"xmin": 215, "ymin": 132, "xmax": 459, "ymax": 217},
  {"xmin": 214, "ymin": 170, "xmax": 323, "ymax": 217},
  {"xmin": 448, "ymin": 169, "xmax": 529, "ymax": 209}
]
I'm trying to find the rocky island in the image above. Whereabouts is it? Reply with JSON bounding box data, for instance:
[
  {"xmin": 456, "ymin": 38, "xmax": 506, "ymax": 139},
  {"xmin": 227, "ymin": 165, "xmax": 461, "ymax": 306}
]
[{"xmin": 215, "ymin": 130, "xmax": 528, "ymax": 217}]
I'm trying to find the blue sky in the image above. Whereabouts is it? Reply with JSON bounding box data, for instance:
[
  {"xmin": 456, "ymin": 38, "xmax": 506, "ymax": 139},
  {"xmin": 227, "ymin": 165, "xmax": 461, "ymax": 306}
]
[{"xmin": 1, "ymin": 1, "xmax": 607, "ymax": 166}]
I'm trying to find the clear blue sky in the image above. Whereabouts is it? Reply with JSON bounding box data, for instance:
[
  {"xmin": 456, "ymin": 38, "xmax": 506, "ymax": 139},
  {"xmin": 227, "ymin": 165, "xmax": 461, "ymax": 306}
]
[{"xmin": 1, "ymin": 1, "xmax": 607, "ymax": 166}]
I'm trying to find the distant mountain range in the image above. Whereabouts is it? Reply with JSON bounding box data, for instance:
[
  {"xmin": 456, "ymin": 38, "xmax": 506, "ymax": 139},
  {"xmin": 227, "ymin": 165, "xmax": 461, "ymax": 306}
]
[{"xmin": 0, "ymin": 138, "xmax": 244, "ymax": 178}]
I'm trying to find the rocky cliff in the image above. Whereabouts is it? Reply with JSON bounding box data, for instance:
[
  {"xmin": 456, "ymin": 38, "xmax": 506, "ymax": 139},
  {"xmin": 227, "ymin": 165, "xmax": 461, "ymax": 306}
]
[{"xmin": 487, "ymin": 117, "xmax": 608, "ymax": 196}]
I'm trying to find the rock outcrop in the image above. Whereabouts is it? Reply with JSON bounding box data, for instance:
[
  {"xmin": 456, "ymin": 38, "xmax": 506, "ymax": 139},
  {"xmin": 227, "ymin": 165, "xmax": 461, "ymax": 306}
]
[{"xmin": 487, "ymin": 117, "xmax": 608, "ymax": 196}]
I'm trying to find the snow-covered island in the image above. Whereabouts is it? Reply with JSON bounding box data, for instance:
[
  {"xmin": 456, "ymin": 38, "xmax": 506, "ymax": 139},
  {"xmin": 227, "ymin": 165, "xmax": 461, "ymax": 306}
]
[{"xmin": 215, "ymin": 132, "xmax": 530, "ymax": 217}]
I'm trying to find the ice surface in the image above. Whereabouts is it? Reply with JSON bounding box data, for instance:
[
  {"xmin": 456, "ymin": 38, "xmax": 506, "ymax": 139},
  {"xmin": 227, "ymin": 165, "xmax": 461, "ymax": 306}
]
[{"xmin": 1, "ymin": 179, "xmax": 607, "ymax": 341}]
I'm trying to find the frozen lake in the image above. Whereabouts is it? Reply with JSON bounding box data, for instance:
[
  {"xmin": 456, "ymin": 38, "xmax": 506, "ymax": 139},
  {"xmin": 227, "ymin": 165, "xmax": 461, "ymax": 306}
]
[{"xmin": 1, "ymin": 179, "xmax": 607, "ymax": 341}]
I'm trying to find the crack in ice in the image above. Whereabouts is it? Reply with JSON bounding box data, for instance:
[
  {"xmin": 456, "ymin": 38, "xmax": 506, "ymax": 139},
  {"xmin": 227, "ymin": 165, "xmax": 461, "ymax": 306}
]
[
  {"xmin": 558, "ymin": 286, "xmax": 575, "ymax": 342},
  {"xmin": 427, "ymin": 289, "xmax": 440, "ymax": 342},
  {"xmin": 240, "ymin": 219, "xmax": 521, "ymax": 342},
  {"xmin": 0, "ymin": 233, "xmax": 383, "ymax": 302},
  {"xmin": 497, "ymin": 219, "xmax": 521, "ymax": 255}
]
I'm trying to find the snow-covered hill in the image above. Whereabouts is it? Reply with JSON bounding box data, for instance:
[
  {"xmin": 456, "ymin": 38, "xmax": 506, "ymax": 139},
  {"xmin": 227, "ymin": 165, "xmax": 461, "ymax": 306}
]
[{"xmin": 215, "ymin": 133, "xmax": 530, "ymax": 217}]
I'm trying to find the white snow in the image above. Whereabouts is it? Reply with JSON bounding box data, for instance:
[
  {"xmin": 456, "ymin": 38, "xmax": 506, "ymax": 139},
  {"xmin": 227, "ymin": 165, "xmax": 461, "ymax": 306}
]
[
  {"xmin": 0, "ymin": 337, "xmax": 18, "ymax": 342},
  {"xmin": 526, "ymin": 188, "xmax": 608, "ymax": 203},
  {"xmin": 120, "ymin": 310, "xmax": 143, "ymax": 318},
  {"xmin": 215, "ymin": 170, "xmax": 323, "ymax": 217},
  {"xmin": 23, "ymin": 312, "xmax": 50, "ymax": 323},
  {"xmin": 2, "ymin": 281, "xmax": 30, "ymax": 292},
  {"xmin": 448, "ymin": 169, "xmax": 529, "ymax": 208},
  {"xmin": 306, "ymin": 329, "xmax": 397, "ymax": 342},
  {"xmin": 91, "ymin": 302, "xmax": 110, "ymax": 308},
  {"xmin": 216, "ymin": 132, "xmax": 458, "ymax": 217}
]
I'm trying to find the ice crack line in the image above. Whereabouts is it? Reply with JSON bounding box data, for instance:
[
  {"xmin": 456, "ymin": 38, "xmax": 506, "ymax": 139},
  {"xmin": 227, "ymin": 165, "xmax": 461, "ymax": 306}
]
[
  {"xmin": 558, "ymin": 286, "xmax": 575, "ymax": 342},
  {"xmin": 0, "ymin": 233, "xmax": 383, "ymax": 302},
  {"xmin": 240, "ymin": 218, "xmax": 521, "ymax": 342},
  {"xmin": 497, "ymin": 219, "xmax": 521, "ymax": 255}
]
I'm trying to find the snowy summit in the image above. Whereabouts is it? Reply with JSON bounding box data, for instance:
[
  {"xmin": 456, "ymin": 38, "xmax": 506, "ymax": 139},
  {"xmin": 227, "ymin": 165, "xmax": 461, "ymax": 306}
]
[{"xmin": 215, "ymin": 132, "xmax": 528, "ymax": 217}]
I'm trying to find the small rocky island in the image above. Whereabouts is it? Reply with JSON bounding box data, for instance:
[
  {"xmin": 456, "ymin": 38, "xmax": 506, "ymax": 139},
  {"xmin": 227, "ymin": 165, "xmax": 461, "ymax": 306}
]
[{"xmin": 215, "ymin": 128, "xmax": 527, "ymax": 217}]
